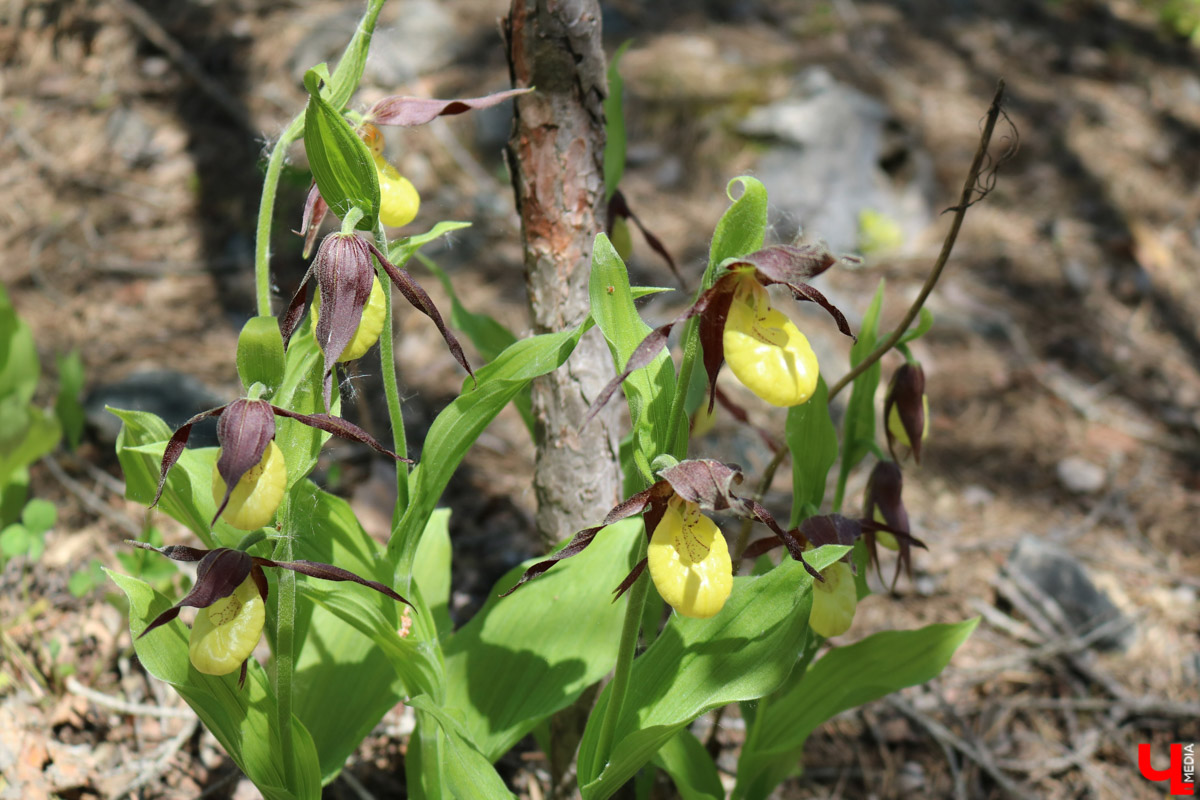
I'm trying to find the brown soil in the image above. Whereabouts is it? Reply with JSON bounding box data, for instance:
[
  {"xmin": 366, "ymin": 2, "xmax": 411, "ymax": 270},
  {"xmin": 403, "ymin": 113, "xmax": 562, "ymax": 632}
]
[{"xmin": 2, "ymin": 0, "xmax": 1198, "ymax": 798}]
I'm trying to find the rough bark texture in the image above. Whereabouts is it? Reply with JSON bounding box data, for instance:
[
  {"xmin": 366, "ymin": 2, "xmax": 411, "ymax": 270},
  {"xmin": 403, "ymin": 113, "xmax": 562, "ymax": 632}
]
[{"xmin": 504, "ymin": 0, "xmax": 621, "ymax": 550}]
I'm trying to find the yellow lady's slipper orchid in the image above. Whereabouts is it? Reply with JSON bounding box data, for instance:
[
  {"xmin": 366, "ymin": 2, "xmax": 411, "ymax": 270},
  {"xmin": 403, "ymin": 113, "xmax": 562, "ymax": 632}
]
[
  {"xmin": 211, "ymin": 439, "xmax": 287, "ymax": 531},
  {"xmin": 722, "ymin": 277, "xmax": 819, "ymax": 408},
  {"xmin": 809, "ymin": 559, "xmax": 857, "ymax": 638},
  {"xmin": 310, "ymin": 275, "xmax": 386, "ymax": 362},
  {"xmin": 188, "ymin": 575, "xmax": 266, "ymax": 675},
  {"xmin": 648, "ymin": 497, "xmax": 733, "ymax": 619},
  {"xmin": 375, "ymin": 157, "xmax": 420, "ymax": 228}
]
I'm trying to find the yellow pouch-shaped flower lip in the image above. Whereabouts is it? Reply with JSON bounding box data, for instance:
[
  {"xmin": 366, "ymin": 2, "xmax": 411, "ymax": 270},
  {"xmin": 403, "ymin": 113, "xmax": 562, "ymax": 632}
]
[
  {"xmin": 375, "ymin": 157, "xmax": 420, "ymax": 228},
  {"xmin": 311, "ymin": 275, "xmax": 385, "ymax": 362},
  {"xmin": 809, "ymin": 559, "xmax": 857, "ymax": 638},
  {"xmin": 189, "ymin": 575, "xmax": 266, "ymax": 675},
  {"xmin": 648, "ymin": 498, "xmax": 733, "ymax": 619},
  {"xmin": 212, "ymin": 439, "xmax": 287, "ymax": 531},
  {"xmin": 723, "ymin": 279, "xmax": 819, "ymax": 407}
]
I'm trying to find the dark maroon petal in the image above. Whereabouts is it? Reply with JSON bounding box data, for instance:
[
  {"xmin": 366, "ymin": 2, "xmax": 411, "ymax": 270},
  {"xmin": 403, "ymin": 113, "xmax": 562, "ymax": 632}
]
[
  {"xmin": 368, "ymin": 241, "xmax": 474, "ymax": 384},
  {"xmin": 152, "ymin": 405, "xmax": 228, "ymax": 509},
  {"xmin": 612, "ymin": 558, "xmax": 648, "ymax": 601},
  {"xmin": 126, "ymin": 540, "xmax": 209, "ymax": 562},
  {"xmin": 585, "ymin": 280, "xmax": 733, "ymax": 424},
  {"xmin": 268, "ymin": 407, "xmax": 411, "ymax": 462},
  {"xmin": 250, "ymin": 564, "xmax": 269, "ymax": 602},
  {"xmin": 787, "ymin": 282, "xmax": 854, "ymax": 340},
  {"xmin": 280, "ymin": 265, "xmax": 314, "ymax": 350},
  {"xmin": 139, "ymin": 548, "xmax": 253, "ymax": 638},
  {"xmin": 738, "ymin": 244, "xmax": 839, "ymax": 284},
  {"xmin": 499, "ymin": 483, "xmax": 666, "ymax": 597},
  {"xmin": 698, "ymin": 277, "xmax": 736, "ymax": 413},
  {"xmin": 862, "ymin": 518, "xmax": 927, "ymax": 590},
  {"xmin": 238, "ymin": 660, "xmax": 248, "ymax": 689},
  {"xmin": 658, "ymin": 458, "xmax": 742, "ymax": 511},
  {"xmin": 608, "ymin": 190, "xmax": 684, "ymax": 290},
  {"xmin": 367, "ymin": 88, "xmax": 532, "ymax": 127},
  {"xmin": 864, "ymin": 461, "xmax": 909, "ymax": 534},
  {"xmin": 741, "ymin": 536, "xmax": 782, "ymax": 560},
  {"xmin": 798, "ymin": 514, "xmax": 863, "ymax": 550},
  {"xmin": 299, "ymin": 184, "xmax": 329, "ymax": 259},
  {"xmin": 315, "ymin": 235, "xmax": 376, "ymax": 410},
  {"xmin": 255, "ymin": 557, "xmax": 411, "ymax": 607},
  {"xmin": 213, "ymin": 400, "xmax": 277, "ymax": 526}
]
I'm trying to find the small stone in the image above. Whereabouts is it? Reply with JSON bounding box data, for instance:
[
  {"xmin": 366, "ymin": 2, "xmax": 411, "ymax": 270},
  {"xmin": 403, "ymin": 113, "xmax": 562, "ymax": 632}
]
[
  {"xmin": 897, "ymin": 760, "xmax": 926, "ymax": 792},
  {"xmin": 1007, "ymin": 536, "xmax": 1133, "ymax": 651},
  {"xmin": 963, "ymin": 485, "xmax": 994, "ymax": 508},
  {"xmin": 1056, "ymin": 456, "xmax": 1106, "ymax": 494}
]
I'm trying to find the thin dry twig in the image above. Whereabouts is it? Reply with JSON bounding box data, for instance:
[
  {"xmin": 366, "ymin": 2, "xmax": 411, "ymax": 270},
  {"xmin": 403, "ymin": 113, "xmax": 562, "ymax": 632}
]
[
  {"xmin": 66, "ymin": 676, "xmax": 196, "ymax": 720},
  {"xmin": 45, "ymin": 456, "xmax": 143, "ymax": 538},
  {"xmin": 886, "ymin": 694, "xmax": 1035, "ymax": 799},
  {"xmin": 113, "ymin": 715, "xmax": 199, "ymax": 799},
  {"xmin": 828, "ymin": 79, "xmax": 1013, "ymax": 402}
]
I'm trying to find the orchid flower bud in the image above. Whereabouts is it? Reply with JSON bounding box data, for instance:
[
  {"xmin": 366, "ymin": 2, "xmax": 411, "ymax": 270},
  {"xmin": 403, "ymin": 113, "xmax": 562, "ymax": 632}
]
[
  {"xmin": 864, "ymin": 461, "xmax": 909, "ymax": 552},
  {"xmin": 809, "ymin": 559, "xmax": 857, "ymax": 638},
  {"xmin": 310, "ymin": 275, "xmax": 386, "ymax": 362},
  {"xmin": 723, "ymin": 276, "xmax": 819, "ymax": 408},
  {"xmin": 211, "ymin": 400, "xmax": 284, "ymax": 531},
  {"xmin": 648, "ymin": 496, "xmax": 733, "ymax": 619},
  {"xmin": 884, "ymin": 363, "xmax": 928, "ymax": 463}
]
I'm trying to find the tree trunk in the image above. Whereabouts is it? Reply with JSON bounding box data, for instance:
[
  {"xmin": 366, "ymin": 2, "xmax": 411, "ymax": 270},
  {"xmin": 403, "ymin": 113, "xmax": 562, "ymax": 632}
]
[
  {"xmin": 504, "ymin": 3, "xmax": 619, "ymax": 795},
  {"xmin": 504, "ymin": 0, "xmax": 620, "ymax": 550}
]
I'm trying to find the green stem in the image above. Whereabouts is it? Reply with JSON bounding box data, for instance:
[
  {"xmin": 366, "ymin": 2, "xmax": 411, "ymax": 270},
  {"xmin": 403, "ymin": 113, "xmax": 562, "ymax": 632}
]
[
  {"xmin": 254, "ymin": 116, "xmax": 306, "ymax": 318},
  {"xmin": 271, "ymin": 496, "xmax": 297, "ymax": 791},
  {"xmin": 373, "ymin": 222, "xmax": 410, "ymax": 516},
  {"xmin": 593, "ymin": 532, "xmax": 650, "ymax": 775}
]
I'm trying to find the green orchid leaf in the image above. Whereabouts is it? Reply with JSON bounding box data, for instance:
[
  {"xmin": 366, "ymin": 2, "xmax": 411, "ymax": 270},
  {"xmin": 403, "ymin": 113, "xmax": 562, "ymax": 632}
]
[
  {"xmin": 603, "ymin": 40, "xmax": 633, "ymax": 199},
  {"xmin": 325, "ymin": 0, "xmax": 385, "ymax": 110},
  {"xmin": 0, "ymin": 284, "xmax": 39, "ymax": 406},
  {"xmin": 109, "ymin": 569, "xmax": 322, "ymax": 800},
  {"xmin": 732, "ymin": 618, "xmax": 979, "ymax": 800},
  {"xmin": 787, "ymin": 377, "xmax": 838, "ymax": 526},
  {"xmin": 409, "ymin": 697, "xmax": 516, "ymax": 800},
  {"xmin": 709, "ymin": 177, "xmax": 768, "ymax": 268},
  {"xmin": 387, "ymin": 322, "xmax": 591, "ymax": 577},
  {"xmin": 236, "ymin": 316, "xmax": 286, "ymax": 394},
  {"xmin": 112, "ymin": 408, "xmax": 224, "ymax": 548},
  {"xmin": 388, "ymin": 220, "xmax": 473, "ymax": 267},
  {"xmin": 54, "ymin": 350, "xmax": 85, "ymax": 451},
  {"xmin": 896, "ymin": 307, "xmax": 934, "ymax": 347},
  {"xmin": 590, "ymin": 233, "xmax": 676, "ymax": 475},
  {"xmin": 652, "ymin": 729, "xmax": 724, "ymax": 800},
  {"xmin": 284, "ymin": 481, "xmax": 433, "ymax": 785},
  {"xmin": 0, "ymin": 405, "xmax": 59, "ymax": 491},
  {"xmin": 273, "ymin": 323, "xmax": 334, "ymax": 490},
  {"xmin": 834, "ymin": 278, "xmax": 884, "ymax": 511},
  {"xmin": 576, "ymin": 545, "xmax": 851, "ymax": 799},
  {"xmin": 414, "ymin": 508, "xmax": 453, "ymax": 638},
  {"xmin": 441, "ymin": 517, "xmax": 639, "ymax": 761},
  {"xmin": 303, "ymin": 69, "xmax": 379, "ymax": 228}
]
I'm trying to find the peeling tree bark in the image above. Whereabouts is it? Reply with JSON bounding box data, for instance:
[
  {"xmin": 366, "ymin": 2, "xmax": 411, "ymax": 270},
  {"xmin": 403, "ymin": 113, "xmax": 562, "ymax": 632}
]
[{"xmin": 504, "ymin": 0, "xmax": 620, "ymax": 551}]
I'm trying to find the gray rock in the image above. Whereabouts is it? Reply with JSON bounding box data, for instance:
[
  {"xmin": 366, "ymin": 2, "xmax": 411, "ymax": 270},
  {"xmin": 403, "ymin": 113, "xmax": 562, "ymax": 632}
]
[
  {"xmin": 290, "ymin": 1, "xmax": 459, "ymax": 89},
  {"xmin": 739, "ymin": 67, "xmax": 934, "ymax": 253},
  {"xmin": 1007, "ymin": 536, "xmax": 1133, "ymax": 651},
  {"xmin": 105, "ymin": 107, "xmax": 160, "ymax": 168},
  {"xmin": 1057, "ymin": 456, "xmax": 1106, "ymax": 494},
  {"xmin": 85, "ymin": 370, "xmax": 229, "ymax": 448}
]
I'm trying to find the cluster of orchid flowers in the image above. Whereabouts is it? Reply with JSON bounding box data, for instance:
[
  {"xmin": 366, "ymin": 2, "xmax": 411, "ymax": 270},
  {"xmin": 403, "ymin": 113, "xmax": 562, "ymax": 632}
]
[
  {"xmin": 130, "ymin": 89, "xmax": 530, "ymax": 683},
  {"xmin": 507, "ymin": 243, "xmax": 933, "ymax": 639}
]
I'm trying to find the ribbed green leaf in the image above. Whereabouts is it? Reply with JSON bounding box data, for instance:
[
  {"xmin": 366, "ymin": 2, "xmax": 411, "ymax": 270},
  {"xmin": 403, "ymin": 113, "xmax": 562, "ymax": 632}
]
[
  {"xmin": 414, "ymin": 508, "xmax": 453, "ymax": 638},
  {"xmin": 709, "ymin": 177, "xmax": 768, "ymax": 268},
  {"xmin": 109, "ymin": 570, "xmax": 322, "ymax": 800},
  {"xmin": 834, "ymin": 279, "xmax": 885, "ymax": 511},
  {"xmin": 787, "ymin": 377, "xmax": 837, "ymax": 526},
  {"xmin": 408, "ymin": 697, "xmax": 515, "ymax": 800},
  {"xmin": 273, "ymin": 323, "xmax": 334, "ymax": 490},
  {"xmin": 577, "ymin": 545, "xmax": 851, "ymax": 799},
  {"xmin": 303, "ymin": 69, "xmax": 379, "ymax": 228},
  {"xmin": 237, "ymin": 316, "xmax": 286, "ymax": 394},
  {"xmin": 652, "ymin": 729, "xmax": 724, "ymax": 800},
  {"xmin": 325, "ymin": 0, "xmax": 385, "ymax": 110},
  {"xmin": 442, "ymin": 518, "xmax": 638, "ymax": 761},
  {"xmin": 589, "ymin": 233, "xmax": 676, "ymax": 475},
  {"xmin": 732, "ymin": 618, "xmax": 979, "ymax": 800}
]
